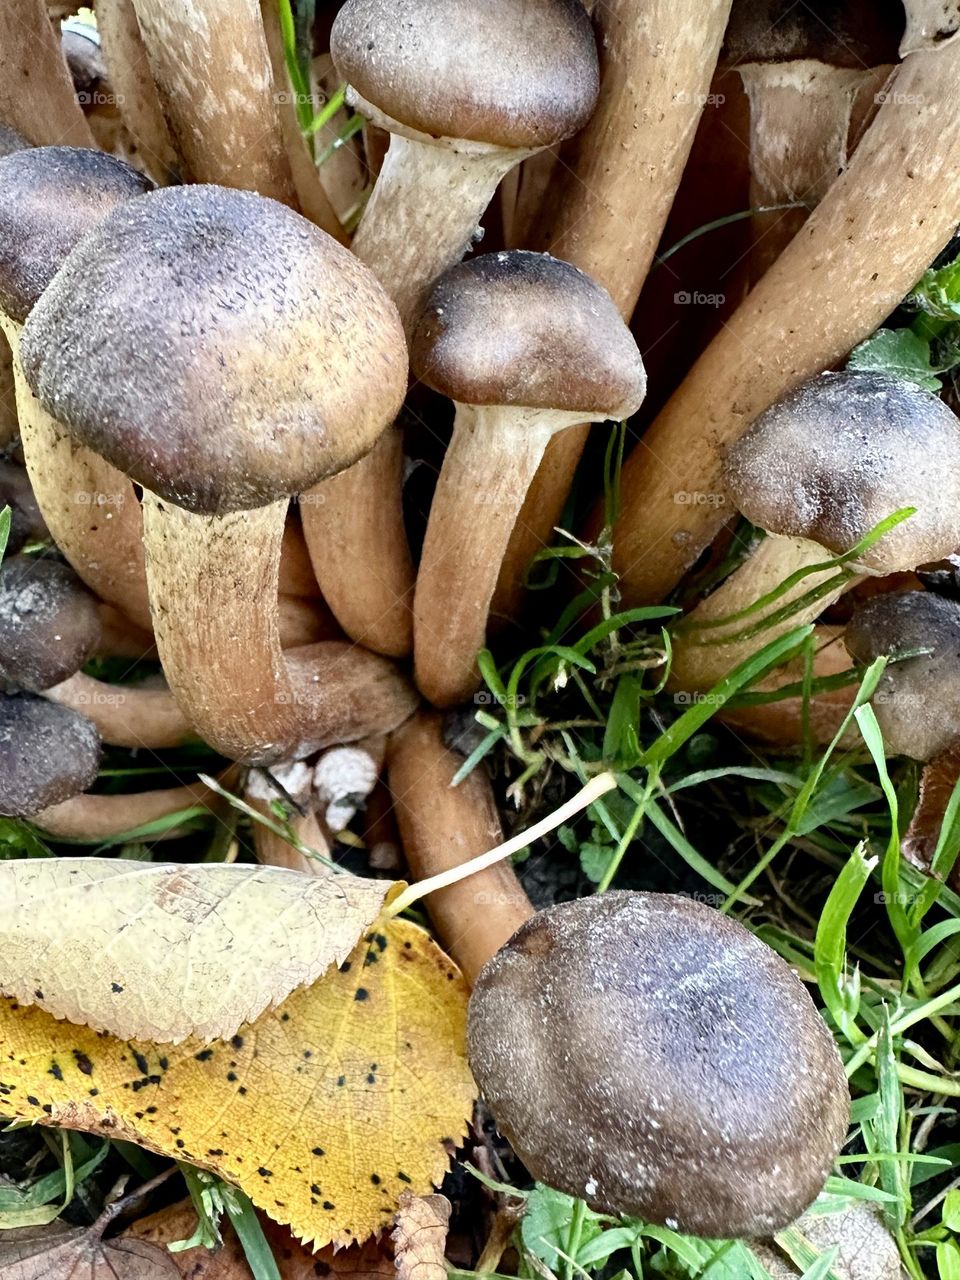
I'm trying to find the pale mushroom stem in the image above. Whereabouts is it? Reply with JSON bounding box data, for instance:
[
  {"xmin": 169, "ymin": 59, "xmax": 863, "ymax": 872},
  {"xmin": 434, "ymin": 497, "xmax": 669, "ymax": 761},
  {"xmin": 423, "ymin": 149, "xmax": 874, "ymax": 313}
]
[
  {"xmin": 1, "ymin": 319, "xmax": 153, "ymax": 632},
  {"xmin": 667, "ymin": 535, "xmax": 862, "ymax": 692},
  {"xmin": 605, "ymin": 40, "xmax": 960, "ymax": 605},
  {"xmin": 0, "ymin": 0, "xmax": 96, "ymax": 146},
  {"xmin": 415, "ymin": 405, "xmax": 581, "ymax": 708},
  {"xmin": 739, "ymin": 61, "xmax": 869, "ymax": 282},
  {"xmin": 44, "ymin": 672, "xmax": 193, "ymax": 750},
  {"xmin": 300, "ymin": 130, "xmax": 523, "ymax": 659},
  {"xmin": 33, "ymin": 771, "xmax": 236, "ymax": 841}
]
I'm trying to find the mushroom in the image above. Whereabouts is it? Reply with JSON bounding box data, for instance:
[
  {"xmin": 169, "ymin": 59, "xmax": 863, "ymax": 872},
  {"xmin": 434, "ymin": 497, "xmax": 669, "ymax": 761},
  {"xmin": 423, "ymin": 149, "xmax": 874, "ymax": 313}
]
[
  {"xmin": 298, "ymin": 0, "xmax": 601, "ymax": 658},
  {"xmin": 0, "ymin": 692, "xmax": 100, "ymax": 817},
  {"xmin": 668, "ymin": 371, "xmax": 960, "ymax": 692},
  {"xmin": 33, "ymin": 770, "xmax": 235, "ymax": 843},
  {"xmin": 901, "ymin": 1, "xmax": 960, "ymax": 55},
  {"xmin": 602, "ymin": 37, "xmax": 960, "ymax": 606},
  {"xmin": 468, "ymin": 891, "xmax": 849, "ymax": 1238},
  {"xmin": 0, "ymin": 124, "xmax": 28, "ymax": 449},
  {"xmin": 0, "ymin": 0, "xmax": 95, "ymax": 146},
  {"xmin": 845, "ymin": 590, "xmax": 960, "ymax": 763},
  {"xmin": 20, "ymin": 183, "xmax": 415, "ymax": 764},
  {"xmin": 0, "ymin": 145, "xmax": 154, "ymax": 630},
  {"xmin": 410, "ymin": 250, "xmax": 646, "ymax": 707},
  {"xmin": 494, "ymin": 0, "xmax": 735, "ymax": 624},
  {"xmin": 724, "ymin": 0, "xmax": 901, "ymax": 282},
  {"xmin": 0, "ymin": 555, "xmax": 101, "ymax": 692},
  {"xmin": 388, "ymin": 712, "xmax": 533, "ymax": 985}
]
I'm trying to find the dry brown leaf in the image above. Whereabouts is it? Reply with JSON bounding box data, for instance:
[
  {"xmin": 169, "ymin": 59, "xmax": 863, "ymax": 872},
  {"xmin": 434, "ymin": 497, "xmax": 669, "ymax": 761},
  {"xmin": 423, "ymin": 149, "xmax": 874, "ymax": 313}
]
[
  {"xmin": 0, "ymin": 919, "xmax": 474, "ymax": 1248},
  {"xmin": 0, "ymin": 1215, "xmax": 178, "ymax": 1278},
  {"xmin": 392, "ymin": 1192, "xmax": 451, "ymax": 1280},
  {"xmin": 0, "ymin": 859, "xmax": 396, "ymax": 1042},
  {"xmin": 902, "ymin": 744, "xmax": 960, "ymax": 889}
]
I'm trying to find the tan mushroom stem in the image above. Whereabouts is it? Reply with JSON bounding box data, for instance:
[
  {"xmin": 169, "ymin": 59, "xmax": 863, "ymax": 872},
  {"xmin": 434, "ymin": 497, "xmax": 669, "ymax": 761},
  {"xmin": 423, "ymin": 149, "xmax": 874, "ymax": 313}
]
[
  {"xmin": 44, "ymin": 672, "xmax": 193, "ymax": 749},
  {"xmin": 493, "ymin": 0, "xmax": 733, "ymax": 624},
  {"xmin": 0, "ymin": 0, "xmax": 96, "ymax": 146},
  {"xmin": 388, "ymin": 713, "xmax": 533, "ymax": 986},
  {"xmin": 415, "ymin": 405, "xmax": 584, "ymax": 708},
  {"xmin": 603, "ymin": 41, "xmax": 960, "ymax": 605},
  {"xmin": 1, "ymin": 318, "xmax": 153, "ymax": 632},
  {"xmin": 738, "ymin": 61, "xmax": 871, "ymax": 282},
  {"xmin": 142, "ymin": 495, "xmax": 416, "ymax": 763},
  {"xmin": 0, "ymin": 338, "xmax": 18, "ymax": 448},
  {"xmin": 300, "ymin": 109, "xmax": 531, "ymax": 659},
  {"xmin": 668, "ymin": 536, "xmax": 864, "ymax": 692},
  {"xmin": 130, "ymin": 0, "xmax": 298, "ymax": 205},
  {"xmin": 33, "ymin": 770, "xmax": 236, "ymax": 841}
]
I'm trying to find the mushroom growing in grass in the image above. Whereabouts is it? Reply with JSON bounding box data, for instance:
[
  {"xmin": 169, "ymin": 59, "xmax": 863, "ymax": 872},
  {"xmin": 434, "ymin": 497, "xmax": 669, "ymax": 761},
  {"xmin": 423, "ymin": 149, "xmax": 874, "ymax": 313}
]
[
  {"xmin": 298, "ymin": 0, "xmax": 601, "ymax": 657},
  {"xmin": 469, "ymin": 892, "xmax": 849, "ymax": 1239},
  {"xmin": 410, "ymin": 251, "xmax": 646, "ymax": 708},
  {"xmin": 20, "ymin": 183, "xmax": 415, "ymax": 764},
  {"xmin": 0, "ymin": 145, "xmax": 154, "ymax": 630},
  {"xmin": 0, "ymin": 693, "xmax": 100, "ymax": 817},
  {"xmin": 668, "ymin": 371, "xmax": 960, "ymax": 693}
]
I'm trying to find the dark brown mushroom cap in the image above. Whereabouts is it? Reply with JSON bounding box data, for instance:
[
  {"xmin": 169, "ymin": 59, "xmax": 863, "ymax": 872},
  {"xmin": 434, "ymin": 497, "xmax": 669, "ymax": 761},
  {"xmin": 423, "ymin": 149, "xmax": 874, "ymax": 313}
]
[
  {"xmin": 846, "ymin": 590, "xmax": 960, "ymax": 761},
  {"xmin": 0, "ymin": 146, "xmax": 152, "ymax": 324},
  {"xmin": 19, "ymin": 184, "xmax": 409, "ymax": 515},
  {"xmin": 0, "ymin": 556, "xmax": 101, "ymax": 691},
  {"xmin": 0, "ymin": 125, "xmax": 29, "ymax": 160},
  {"xmin": 0, "ymin": 693, "xmax": 100, "ymax": 816},
  {"xmin": 331, "ymin": 0, "xmax": 599, "ymax": 149},
  {"xmin": 0, "ymin": 462, "xmax": 48, "ymax": 555},
  {"xmin": 468, "ymin": 891, "xmax": 849, "ymax": 1239},
  {"xmin": 724, "ymin": 371, "xmax": 960, "ymax": 574},
  {"xmin": 410, "ymin": 251, "xmax": 646, "ymax": 418},
  {"xmin": 723, "ymin": 0, "xmax": 903, "ymax": 68}
]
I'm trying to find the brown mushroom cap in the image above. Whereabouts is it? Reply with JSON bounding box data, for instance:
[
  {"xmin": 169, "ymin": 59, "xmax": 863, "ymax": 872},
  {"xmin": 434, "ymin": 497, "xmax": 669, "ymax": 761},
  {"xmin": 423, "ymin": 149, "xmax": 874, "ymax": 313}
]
[
  {"xmin": 410, "ymin": 251, "xmax": 646, "ymax": 418},
  {"xmin": 723, "ymin": 0, "xmax": 903, "ymax": 69},
  {"xmin": 0, "ymin": 555, "xmax": 101, "ymax": 691},
  {"xmin": 19, "ymin": 184, "xmax": 409, "ymax": 515},
  {"xmin": 724, "ymin": 371, "xmax": 960, "ymax": 574},
  {"xmin": 0, "ymin": 692, "xmax": 100, "ymax": 816},
  {"xmin": 845, "ymin": 589, "xmax": 960, "ymax": 761},
  {"xmin": 468, "ymin": 891, "xmax": 849, "ymax": 1239},
  {"xmin": 0, "ymin": 146, "xmax": 152, "ymax": 324},
  {"xmin": 331, "ymin": 0, "xmax": 599, "ymax": 149}
]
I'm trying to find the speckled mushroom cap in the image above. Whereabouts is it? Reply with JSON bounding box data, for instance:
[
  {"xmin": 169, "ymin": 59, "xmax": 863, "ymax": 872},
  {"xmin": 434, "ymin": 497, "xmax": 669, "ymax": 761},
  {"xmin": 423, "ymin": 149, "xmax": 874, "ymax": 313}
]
[
  {"xmin": 723, "ymin": 0, "xmax": 902, "ymax": 68},
  {"xmin": 0, "ymin": 556, "xmax": 101, "ymax": 691},
  {"xmin": 468, "ymin": 891, "xmax": 849, "ymax": 1239},
  {"xmin": 724, "ymin": 371, "xmax": 960, "ymax": 575},
  {"xmin": 845, "ymin": 590, "xmax": 960, "ymax": 761},
  {"xmin": 0, "ymin": 146, "xmax": 152, "ymax": 324},
  {"xmin": 19, "ymin": 184, "xmax": 409, "ymax": 515},
  {"xmin": 331, "ymin": 0, "xmax": 599, "ymax": 149},
  {"xmin": 0, "ymin": 693, "xmax": 100, "ymax": 816},
  {"xmin": 410, "ymin": 252, "xmax": 646, "ymax": 418},
  {"xmin": 0, "ymin": 125, "xmax": 28, "ymax": 159}
]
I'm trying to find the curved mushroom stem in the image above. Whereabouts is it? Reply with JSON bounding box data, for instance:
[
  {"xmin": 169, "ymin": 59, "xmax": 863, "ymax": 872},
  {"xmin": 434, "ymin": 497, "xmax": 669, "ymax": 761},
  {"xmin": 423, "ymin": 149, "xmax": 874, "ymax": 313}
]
[
  {"xmin": 2, "ymin": 319, "xmax": 154, "ymax": 632},
  {"xmin": 44, "ymin": 672, "xmax": 193, "ymax": 749},
  {"xmin": 142, "ymin": 495, "xmax": 417, "ymax": 763},
  {"xmin": 33, "ymin": 769, "xmax": 238, "ymax": 841},
  {"xmin": 667, "ymin": 535, "xmax": 863, "ymax": 692},
  {"xmin": 603, "ymin": 41, "xmax": 960, "ymax": 605},
  {"xmin": 301, "ymin": 122, "xmax": 525, "ymax": 658},
  {"xmin": 414, "ymin": 405, "xmax": 580, "ymax": 708},
  {"xmin": 387, "ymin": 712, "xmax": 533, "ymax": 985},
  {"xmin": 492, "ymin": 0, "xmax": 732, "ymax": 625},
  {"xmin": 0, "ymin": 0, "xmax": 96, "ymax": 146},
  {"xmin": 0, "ymin": 339, "xmax": 18, "ymax": 448},
  {"xmin": 130, "ymin": 0, "xmax": 298, "ymax": 206},
  {"xmin": 738, "ymin": 60, "xmax": 870, "ymax": 282}
]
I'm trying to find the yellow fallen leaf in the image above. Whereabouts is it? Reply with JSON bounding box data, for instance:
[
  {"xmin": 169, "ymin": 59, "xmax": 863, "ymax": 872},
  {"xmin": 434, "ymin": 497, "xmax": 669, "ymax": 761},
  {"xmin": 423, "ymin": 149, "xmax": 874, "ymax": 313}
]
[
  {"xmin": 0, "ymin": 920, "xmax": 474, "ymax": 1249},
  {"xmin": 0, "ymin": 859, "xmax": 396, "ymax": 1042}
]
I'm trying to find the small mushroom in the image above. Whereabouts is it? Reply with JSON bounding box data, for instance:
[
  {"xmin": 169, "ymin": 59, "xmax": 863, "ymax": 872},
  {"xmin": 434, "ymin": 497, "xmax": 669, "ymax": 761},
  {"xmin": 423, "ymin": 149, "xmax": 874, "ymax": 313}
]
[
  {"xmin": 298, "ymin": 0, "xmax": 601, "ymax": 658},
  {"xmin": 410, "ymin": 250, "xmax": 646, "ymax": 707},
  {"xmin": 0, "ymin": 692, "xmax": 100, "ymax": 817},
  {"xmin": 0, "ymin": 145, "xmax": 154, "ymax": 630},
  {"xmin": 468, "ymin": 891, "xmax": 849, "ymax": 1239},
  {"xmin": 0, "ymin": 555, "xmax": 101, "ymax": 691},
  {"xmin": 669, "ymin": 371, "xmax": 960, "ymax": 691},
  {"xmin": 20, "ymin": 183, "xmax": 414, "ymax": 763}
]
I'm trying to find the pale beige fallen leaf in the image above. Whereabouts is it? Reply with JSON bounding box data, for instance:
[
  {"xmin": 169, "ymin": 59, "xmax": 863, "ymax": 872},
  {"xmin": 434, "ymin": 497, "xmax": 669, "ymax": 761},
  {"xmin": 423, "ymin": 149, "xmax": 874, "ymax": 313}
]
[
  {"xmin": 0, "ymin": 1215, "xmax": 178, "ymax": 1278},
  {"xmin": 392, "ymin": 1192, "xmax": 451, "ymax": 1280},
  {"xmin": 0, "ymin": 859, "xmax": 396, "ymax": 1043}
]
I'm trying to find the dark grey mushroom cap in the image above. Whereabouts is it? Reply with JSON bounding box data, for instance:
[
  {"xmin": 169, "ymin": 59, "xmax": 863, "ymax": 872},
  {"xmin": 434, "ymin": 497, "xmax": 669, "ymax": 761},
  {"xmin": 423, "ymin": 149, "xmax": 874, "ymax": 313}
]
[
  {"xmin": 19, "ymin": 184, "xmax": 408, "ymax": 515},
  {"xmin": 468, "ymin": 891, "xmax": 849, "ymax": 1239},
  {"xmin": 0, "ymin": 693, "xmax": 100, "ymax": 816},
  {"xmin": 725, "ymin": 371, "xmax": 960, "ymax": 574},
  {"xmin": 331, "ymin": 0, "xmax": 598, "ymax": 149},
  {"xmin": 0, "ymin": 146, "xmax": 151, "ymax": 323},
  {"xmin": 410, "ymin": 251, "xmax": 646, "ymax": 419},
  {"xmin": 0, "ymin": 125, "xmax": 29, "ymax": 160},
  {"xmin": 0, "ymin": 556, "xmax": 101, "ymax": 691},
  {"xmin": 723, "ymin": 0, "xmax": 902, "ymax": 68},
  {"xmin": 846, "ymin": 590, "xmax": 960, "ymax": 761}
]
